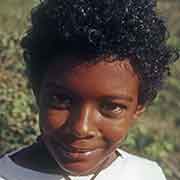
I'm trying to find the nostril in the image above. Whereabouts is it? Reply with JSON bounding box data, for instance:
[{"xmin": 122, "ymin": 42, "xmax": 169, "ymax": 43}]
[
  {"xmin": 71, "ymin": 127, "xmax": 96, "ymax": 139},
  {"xmin": 62, "ymin": 121, "xmax": 96, "ymax": 139}
]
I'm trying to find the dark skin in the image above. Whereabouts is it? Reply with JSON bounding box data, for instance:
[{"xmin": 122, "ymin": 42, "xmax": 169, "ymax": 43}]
[{"xmin": 11, "ymin": 55, "xmax": 145, "ymax": 176}]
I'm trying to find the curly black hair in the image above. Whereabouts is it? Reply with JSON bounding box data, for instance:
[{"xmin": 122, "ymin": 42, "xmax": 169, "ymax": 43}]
[{"xmin": 21, "ymin": 0, "xmax": 179, "ymax": 105}]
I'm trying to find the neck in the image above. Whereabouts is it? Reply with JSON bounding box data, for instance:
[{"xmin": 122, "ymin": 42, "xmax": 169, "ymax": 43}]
[
  {"xmin": 70, "ymin": 150, "xmax": 121, "ymax": 177},
  {"xmin": 65, "ymin": 151, "xmax": 121, "ymax": 180}
]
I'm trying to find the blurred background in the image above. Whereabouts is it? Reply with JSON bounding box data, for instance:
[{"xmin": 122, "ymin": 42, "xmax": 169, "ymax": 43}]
[{"xmin": 0, "ymin": 0, "xmax": 179, "ymax": 179}]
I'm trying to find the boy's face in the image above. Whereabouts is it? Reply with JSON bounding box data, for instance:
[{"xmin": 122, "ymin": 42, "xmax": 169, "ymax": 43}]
[{"xmin": 37, "ymin": 56, "xmax": 144, "ymax": 176}]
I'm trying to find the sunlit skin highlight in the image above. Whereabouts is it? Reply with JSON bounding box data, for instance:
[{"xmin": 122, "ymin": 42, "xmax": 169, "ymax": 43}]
[{"xmin": 37, "ymin": 55, "xmax": 144, "ymax": 176}]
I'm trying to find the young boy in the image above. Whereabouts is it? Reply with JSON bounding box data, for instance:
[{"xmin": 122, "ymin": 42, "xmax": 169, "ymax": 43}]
[{"xmin": 0, "ymin": 0, "xmax": 178, "ymax": 179}]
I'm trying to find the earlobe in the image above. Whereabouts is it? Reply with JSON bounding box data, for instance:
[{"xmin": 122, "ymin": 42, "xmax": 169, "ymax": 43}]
[
  {"xmin": 31, "ymin": 82, "xmax": 41, "ymax": 107},
  {"xmin": 33, "ymin": 90, "xmax": 40, "ymax": 107},
  {"xmin": 133, "ymin": 105, "xmax": 145, "ymax": 120}
]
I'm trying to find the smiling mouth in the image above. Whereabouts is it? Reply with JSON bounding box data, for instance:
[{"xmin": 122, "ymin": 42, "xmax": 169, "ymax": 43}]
[
  {"xmin": 51, "ymin": 141, "xmax": 104, "ymax": 160},
  {"xmin": 59, "ymin": 143, "xmax": 97, "ymax": 153}
]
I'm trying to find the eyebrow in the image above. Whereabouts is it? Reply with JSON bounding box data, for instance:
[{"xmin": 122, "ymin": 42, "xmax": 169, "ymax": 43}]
[
  {"xmin": 45, "ymin": 82, "xmax": 65, "ymax": 89},
  {"xmin": 45, "ymin": 82, "xmax": 72, "ymax": 93},
  {"xmin": 102, "ymin": 95, "xmax": 133, "ymax": 102},
  {"xmin": 45, "ymin": 82, "xmax": 133, "ymax": 102}
]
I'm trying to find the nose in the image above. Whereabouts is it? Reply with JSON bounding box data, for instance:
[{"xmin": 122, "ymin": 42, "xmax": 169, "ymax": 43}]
[{"xmin": 68, "ymin": 103, "xmax": 97, "ymax": 139}]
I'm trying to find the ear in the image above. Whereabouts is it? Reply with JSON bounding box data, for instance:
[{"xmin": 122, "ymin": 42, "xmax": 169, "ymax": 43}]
[
  {"xmin": 30, "ymin": 81, "xmax": 41, "ymax": 107},
  {"xmin": 133, "ymin": 105, "xmax": 145, "ymax": 120}
]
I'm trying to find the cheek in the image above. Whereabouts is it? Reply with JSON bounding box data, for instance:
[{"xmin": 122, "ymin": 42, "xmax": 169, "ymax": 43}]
[
  {"xmin": 39, "ymin": 109, "xmax": 69, "ymax": 134},
  {"xmin": 99, "ymin": 118, "xmax": 130, "ymax": 144}
]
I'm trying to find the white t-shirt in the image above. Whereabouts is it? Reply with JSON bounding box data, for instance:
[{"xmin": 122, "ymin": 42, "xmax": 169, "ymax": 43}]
[{"xmin": 0, "ymin": 148, "xmax": 166, "ymax": 180}]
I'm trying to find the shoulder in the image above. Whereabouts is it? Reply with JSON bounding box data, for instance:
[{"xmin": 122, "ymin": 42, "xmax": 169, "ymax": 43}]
[
  {"xmin": 0, "ymin": 146, "xmax": 34, "ymax": 180},
  {"xmin": 0, "ymin": 150, "xmax": 15, "ymax": 180},
  {"xmin": 117, "ymin": 149, "xmax": 167, "ymax": 180},
  {"xmin": 0, "ymin": 145, "xmax": 63, "ymax": 180}
]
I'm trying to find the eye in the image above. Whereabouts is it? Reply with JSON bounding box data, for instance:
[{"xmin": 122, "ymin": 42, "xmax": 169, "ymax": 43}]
[
  {"xmin": 47, "ymin": 93, "xmax": 72, "ymax": 110},
  {"xmin": 99, "ymin": 101, "xmax": 127, "ymax": 117}
]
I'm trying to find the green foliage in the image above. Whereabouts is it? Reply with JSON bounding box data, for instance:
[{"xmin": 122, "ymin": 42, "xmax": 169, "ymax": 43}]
[
  {"xmin": 0, "ymin": 0, "xmax": 39, "ymax": 153},
  {"xmin": 0, "ymin": 0, "xmax": 179, "ymax": 179}
]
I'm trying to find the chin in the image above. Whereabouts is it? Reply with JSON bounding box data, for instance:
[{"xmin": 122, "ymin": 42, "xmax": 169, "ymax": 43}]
[{"xmin": 48, "ymin": 143, "xmax": 108, "ymax": 176}]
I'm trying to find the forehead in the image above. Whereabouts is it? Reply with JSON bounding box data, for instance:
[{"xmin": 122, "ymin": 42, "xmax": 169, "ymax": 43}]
[{"xmin": 43, "ymin": 56, "xmax": 140, "ymax": 99}]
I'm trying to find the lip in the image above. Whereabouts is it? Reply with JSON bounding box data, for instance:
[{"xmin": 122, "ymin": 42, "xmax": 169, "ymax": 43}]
[
  {"xmin": 53, "ymin": 142, "xmax": 104, "ymax": 160},
  {"xmin": 61, "ymin": 143, "xmax": 97, "ymax": 153}
]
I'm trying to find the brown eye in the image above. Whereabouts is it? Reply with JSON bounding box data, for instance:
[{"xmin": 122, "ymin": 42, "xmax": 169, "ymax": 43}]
[
  {"xmin": 99, "ymin": 101, "xmax": 127, "ymax": 117},
  {"xmin": 47, "ymin": 93, "xmax": 72, "ymax": 109}
]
